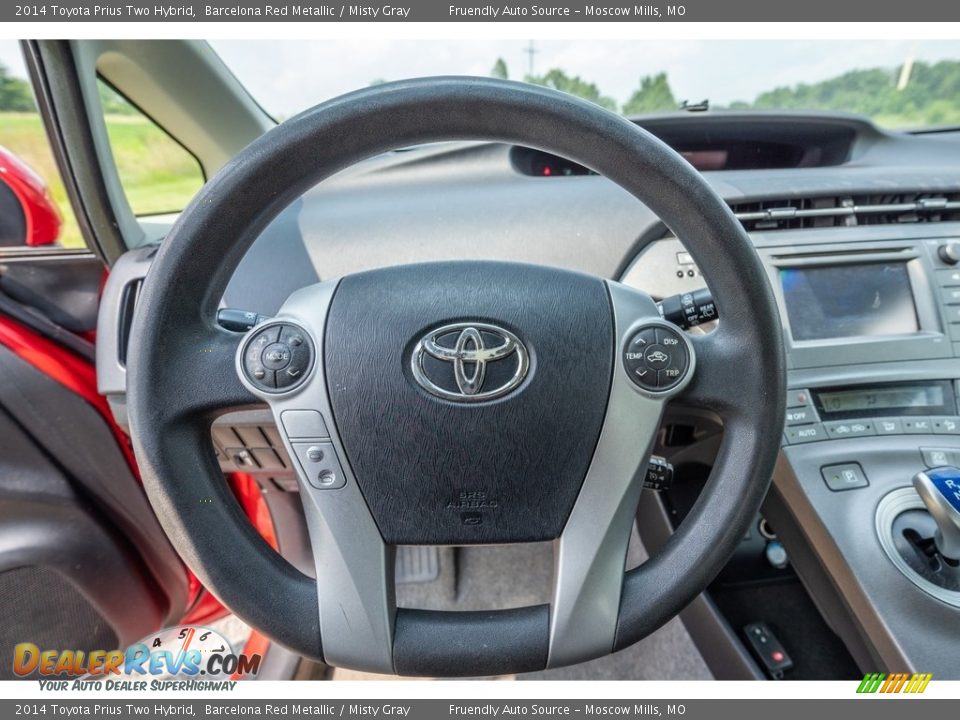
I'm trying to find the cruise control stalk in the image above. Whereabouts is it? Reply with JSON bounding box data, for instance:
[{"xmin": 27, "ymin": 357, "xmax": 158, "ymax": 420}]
[{"xmin": 657, "ymin": 288, "xmax": 717, "ymax": 330}]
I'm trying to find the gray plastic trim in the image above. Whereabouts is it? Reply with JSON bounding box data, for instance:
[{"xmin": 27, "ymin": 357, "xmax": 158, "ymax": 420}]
[
  {"xmin": 235, "ymin": 278, "xmax": 396, "ymax": 674},
  {"xmin": 96, "ymin": 244, "xmax": 155, "ymax": 404},
  {"xmin": 876, "ymin": 486, "xmax": 960, "ymax": 608},
  {"xmin": 547, "ymin": 282, "xmax": 694, "ymax": 668}
]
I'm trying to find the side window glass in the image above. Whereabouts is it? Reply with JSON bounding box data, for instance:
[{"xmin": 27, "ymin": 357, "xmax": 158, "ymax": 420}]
[
  {"xmin": 0, "ymin": 59, "xmax": 80, "ymax": 249},
  {"xmin": 98, "ymin": 79, "xmax": 205, "ymax": 216}
]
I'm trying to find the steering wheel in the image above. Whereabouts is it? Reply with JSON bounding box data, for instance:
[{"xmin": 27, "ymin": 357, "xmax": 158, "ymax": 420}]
[{"xmin": 127, "ymin": 78, "xmax": 786, "ymax": 676}]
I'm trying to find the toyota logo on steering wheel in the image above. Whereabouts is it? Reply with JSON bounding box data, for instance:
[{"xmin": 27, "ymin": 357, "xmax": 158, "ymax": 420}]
[{"xmin": 411, "ymin": 322, "xmax": 530, "ymax": 402}]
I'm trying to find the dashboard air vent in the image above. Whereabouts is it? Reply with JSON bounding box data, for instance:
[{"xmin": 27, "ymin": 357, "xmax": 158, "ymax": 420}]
[
  {"xmin": 116, "ymin": 278, "xmax": 142, "ymax": 368},
  {"xmin": 731, "ymin": 191, "xmax": 960, "ymax": 232}
]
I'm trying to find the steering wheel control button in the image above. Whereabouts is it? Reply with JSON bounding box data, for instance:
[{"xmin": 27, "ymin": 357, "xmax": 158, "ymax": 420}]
[
  {"xmin": 241, "ymin": 324, "xmax": 282, "ymax": 390},
  {"xmin": 643, "ymin": 345, "xmax": 670, "ymax": 370},
  {"xmin": 241, "ymin": 323, "xmax": 314, "ymax": 393},
  {"xmin": 262, "ymin": 342, "xmax": 292, "ymax": 370},
  {"xmin": 292, "ymin": 442, "xmax": 346, "ymax": 490},
  {"xmin": 624, "ymin": 324, "xmax": 689, "ymax": 392},
  {"xmin": 281, "ymin": 410, "xmax": 329, "ymax": 439},
  {"xmin": 274, "ymin": 325, "xmax": 313, "ymax": 390}
]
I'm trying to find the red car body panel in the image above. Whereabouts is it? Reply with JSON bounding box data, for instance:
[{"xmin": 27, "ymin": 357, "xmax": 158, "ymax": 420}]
[{"xmin": 0, "ymin": 146, "xmax": 62, "ymax": 247}]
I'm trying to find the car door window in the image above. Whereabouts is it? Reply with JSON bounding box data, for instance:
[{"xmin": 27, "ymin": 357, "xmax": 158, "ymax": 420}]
[
  {"xmin": 0, "ymin": 59, "xmax": 81, "ymax": 249},
  {"xmin": 98, "ymin": 79, "xmax": 205, "ymax": 217}
]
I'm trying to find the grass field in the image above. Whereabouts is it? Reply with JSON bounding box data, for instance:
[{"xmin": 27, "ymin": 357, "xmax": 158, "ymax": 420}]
[{"xmin": 0, "ymin": 112, "xmax": 204, "ymax": 249}]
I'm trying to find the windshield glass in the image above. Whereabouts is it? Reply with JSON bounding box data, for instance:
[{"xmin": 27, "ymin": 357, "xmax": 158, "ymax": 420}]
[{"xmin": 212, "ymin": 39, "xmax": 960, "ymax": 130}]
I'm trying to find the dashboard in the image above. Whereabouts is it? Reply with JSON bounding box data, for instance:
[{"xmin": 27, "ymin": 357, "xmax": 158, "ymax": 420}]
[{"xmin": 98, "ymin": 110, "xmax": 960, "ymax": 677}]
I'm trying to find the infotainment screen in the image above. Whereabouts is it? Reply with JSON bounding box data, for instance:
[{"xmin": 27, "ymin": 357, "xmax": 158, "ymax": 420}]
[{"xmin": 779, "ymin": 263, "xmax": 919, "ymax": 341}]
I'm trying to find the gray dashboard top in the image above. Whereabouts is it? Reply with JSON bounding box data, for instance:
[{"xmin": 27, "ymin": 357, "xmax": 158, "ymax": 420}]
[{"xmin": 219, "ymin": 112, "xmax": 960, "ymax": 315}]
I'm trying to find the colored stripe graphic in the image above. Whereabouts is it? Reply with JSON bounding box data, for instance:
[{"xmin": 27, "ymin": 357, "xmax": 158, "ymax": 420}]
[{"xmin": 857, "ymin": 672, "xmax": 931, "ymax": 694}]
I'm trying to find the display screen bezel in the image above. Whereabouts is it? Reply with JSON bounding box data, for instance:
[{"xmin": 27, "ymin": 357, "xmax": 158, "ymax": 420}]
[
  {"xmin": 759, "ymin": 240, "xmax": 952, "ymax": 371},
  {"xmin": 813, "ymin": 380, "xmax": 957, "ymax": 420}
]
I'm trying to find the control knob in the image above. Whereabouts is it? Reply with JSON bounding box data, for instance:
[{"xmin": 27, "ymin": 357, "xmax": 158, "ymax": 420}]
[{"xmin": 938, "ymin": 241, "xmax": 960, "ymax": 265}]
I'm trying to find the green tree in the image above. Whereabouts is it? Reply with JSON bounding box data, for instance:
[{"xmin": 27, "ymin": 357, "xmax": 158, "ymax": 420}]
[
  {"xmin": 0, "ymin": 63, "xmax": 35, "ymax": 112},
  {"xmin": 729, "ymin": 60, "xmax": 960, "ymax": 128},
  {"xmin": 524, "ymin": 68, "xmax": 616, "ymax": 111},
  {"xmin": 622, "ymin": 72, "xmax": 676, "ymax": 115},
  {"xmin": 491, "ymin": 58, "xmax": 509, "ymax": 80}
]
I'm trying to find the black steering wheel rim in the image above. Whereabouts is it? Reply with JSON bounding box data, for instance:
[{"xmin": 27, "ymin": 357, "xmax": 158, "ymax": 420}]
[{"xmin": 127, "ymin": 77, "xmax": 786, "ymax": 676}]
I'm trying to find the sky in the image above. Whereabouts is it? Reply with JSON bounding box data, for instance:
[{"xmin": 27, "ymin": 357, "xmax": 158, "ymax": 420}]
[{"xmin": 2, "ymin": 39, "xmax": 959, "ymax": 118}]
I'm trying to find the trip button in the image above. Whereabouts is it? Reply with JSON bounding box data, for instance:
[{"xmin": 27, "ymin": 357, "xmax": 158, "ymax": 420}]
[{"xmin": 653, "ymin": 326, "xmax": 689, "ymax": 389}]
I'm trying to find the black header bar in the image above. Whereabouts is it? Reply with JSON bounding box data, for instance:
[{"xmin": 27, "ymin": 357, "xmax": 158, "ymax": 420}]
[{"xmin": 5, "ymin": 0, "xmax": 960, "ymax": 22}]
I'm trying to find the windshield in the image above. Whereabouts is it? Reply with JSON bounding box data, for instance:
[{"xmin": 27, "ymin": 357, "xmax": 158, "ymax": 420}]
[{"xmin": 212, "ymin": 39, "xmax": 960, "ymax": 130}]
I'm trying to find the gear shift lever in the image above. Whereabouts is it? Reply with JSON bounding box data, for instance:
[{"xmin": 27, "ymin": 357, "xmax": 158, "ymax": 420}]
[{"xmin": 913, "ymin": 467, "xmax": 960, "ymax": 561}]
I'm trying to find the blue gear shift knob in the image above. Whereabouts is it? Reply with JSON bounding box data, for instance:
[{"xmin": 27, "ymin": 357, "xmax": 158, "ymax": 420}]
[{"xmin": 913, "ymin": 466, "xmax": 960, "ymax": 561}]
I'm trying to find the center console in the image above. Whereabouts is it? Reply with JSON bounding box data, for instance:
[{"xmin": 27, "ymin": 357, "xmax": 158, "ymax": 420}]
[{"xmin": 760, "ymin": 230, "xmax": 960, "ymax": 677}]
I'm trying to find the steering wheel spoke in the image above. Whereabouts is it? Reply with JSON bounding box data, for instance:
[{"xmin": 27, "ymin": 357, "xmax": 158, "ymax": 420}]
[
  {"xmin": 295, "ymin": 457, "xmax": 397, "ymax": 674},
  {"xmin": 236, "ymin": 279, "xmax": 397, "ymax": 674},
  {"xmin": 548, "ymin": 281, "xmax": 693, "ymax": 667}
]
